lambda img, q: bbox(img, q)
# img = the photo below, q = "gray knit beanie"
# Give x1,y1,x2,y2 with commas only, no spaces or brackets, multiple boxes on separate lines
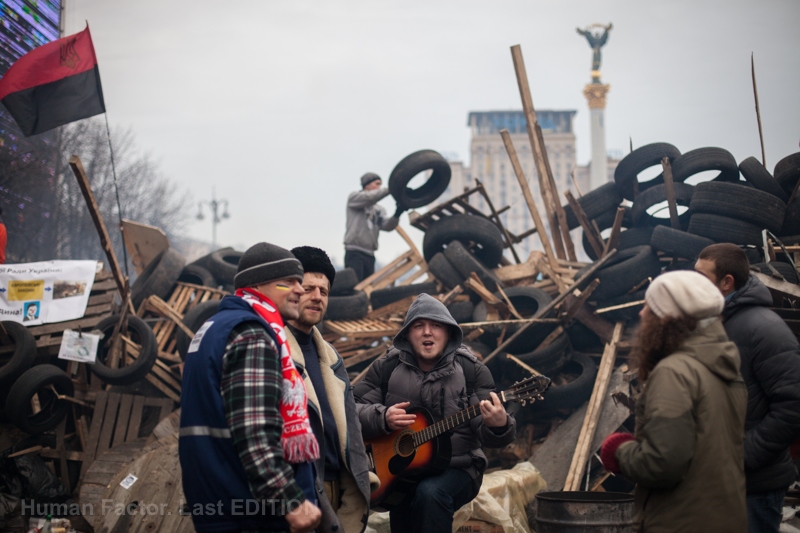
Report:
360,172,381,188
234,242,304,289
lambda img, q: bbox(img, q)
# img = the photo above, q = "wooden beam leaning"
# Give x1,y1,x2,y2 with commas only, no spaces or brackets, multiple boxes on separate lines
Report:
536,122,577,262
500,129,559,273
564,321,624,491
483,249,618,365
565,190,604,258
509,44,566,260
751,53,767,168
603,208,626,258
69,155,130,307
661,157,681,230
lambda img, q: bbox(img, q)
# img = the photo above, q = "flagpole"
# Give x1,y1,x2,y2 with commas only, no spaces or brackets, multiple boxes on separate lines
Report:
103,113,130,278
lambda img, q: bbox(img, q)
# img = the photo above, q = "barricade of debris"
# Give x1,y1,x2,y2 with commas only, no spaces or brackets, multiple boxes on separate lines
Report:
1,48,799,533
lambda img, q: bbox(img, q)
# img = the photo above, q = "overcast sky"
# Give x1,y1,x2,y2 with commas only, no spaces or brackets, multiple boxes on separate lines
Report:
62,0,800,266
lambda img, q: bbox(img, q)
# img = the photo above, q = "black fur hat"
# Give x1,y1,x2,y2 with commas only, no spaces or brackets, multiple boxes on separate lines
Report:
291,246,336,288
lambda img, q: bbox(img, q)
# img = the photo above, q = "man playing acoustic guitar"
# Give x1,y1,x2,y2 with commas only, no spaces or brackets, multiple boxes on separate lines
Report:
354,293,516,532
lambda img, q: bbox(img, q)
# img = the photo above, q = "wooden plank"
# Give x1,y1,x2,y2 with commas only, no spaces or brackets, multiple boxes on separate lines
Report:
483,250,617,365
602,208,626,258
661,157,681,230
494,251,542,282
565,190,605,258
97,392,121,456
564,322,624,491
112,394,135,447
120,218,170,276
126,395,146,442
500,129,559,272
28,315,108,337
510,44,566,260
69,155,130,310
81,391,108,477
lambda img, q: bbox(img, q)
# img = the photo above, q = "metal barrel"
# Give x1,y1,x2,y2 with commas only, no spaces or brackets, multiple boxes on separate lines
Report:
533,491,635,533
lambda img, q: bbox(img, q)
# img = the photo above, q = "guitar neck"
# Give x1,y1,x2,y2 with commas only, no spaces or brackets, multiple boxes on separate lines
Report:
413,394,504,447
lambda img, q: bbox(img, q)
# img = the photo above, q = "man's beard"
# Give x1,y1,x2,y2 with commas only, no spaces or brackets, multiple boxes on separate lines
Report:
634,312,698,382
295,308,323,329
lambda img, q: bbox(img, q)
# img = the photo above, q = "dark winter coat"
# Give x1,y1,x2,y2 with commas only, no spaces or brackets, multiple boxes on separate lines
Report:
722,273,800,494
354,294,516,487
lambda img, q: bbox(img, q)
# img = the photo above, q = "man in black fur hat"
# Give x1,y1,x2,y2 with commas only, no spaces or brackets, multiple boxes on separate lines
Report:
286,246,376,532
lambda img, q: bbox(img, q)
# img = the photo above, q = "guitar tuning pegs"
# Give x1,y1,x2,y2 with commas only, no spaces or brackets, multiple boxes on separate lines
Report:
536,394,544,401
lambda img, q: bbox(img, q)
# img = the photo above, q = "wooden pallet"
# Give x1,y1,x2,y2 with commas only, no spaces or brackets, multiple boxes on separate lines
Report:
20,269,118,358
409,180,527,264
353,226,432,295
325,317,401,338
139,281,227,361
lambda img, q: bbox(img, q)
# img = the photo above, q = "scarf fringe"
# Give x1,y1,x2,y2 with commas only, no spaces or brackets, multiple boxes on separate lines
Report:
283,434,321,464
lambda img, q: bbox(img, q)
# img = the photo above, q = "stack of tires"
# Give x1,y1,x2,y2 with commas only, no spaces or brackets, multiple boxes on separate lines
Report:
182,247,245,293
325,268,370,321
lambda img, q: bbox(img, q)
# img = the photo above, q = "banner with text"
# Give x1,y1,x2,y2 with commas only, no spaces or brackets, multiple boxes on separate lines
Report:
0,261,98,326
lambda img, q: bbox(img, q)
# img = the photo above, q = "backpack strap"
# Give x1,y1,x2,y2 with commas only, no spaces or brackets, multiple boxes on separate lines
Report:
456,353,478,399
380,354,401,403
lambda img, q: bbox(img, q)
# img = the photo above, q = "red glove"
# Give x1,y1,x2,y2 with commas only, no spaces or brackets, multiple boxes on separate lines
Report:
600,432,635,474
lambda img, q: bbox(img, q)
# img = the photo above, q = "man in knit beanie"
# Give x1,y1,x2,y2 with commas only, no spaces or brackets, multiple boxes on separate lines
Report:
285,246,375,532
180,242,324,533
696,243,800,533
599,270,747,532
343,173,403,281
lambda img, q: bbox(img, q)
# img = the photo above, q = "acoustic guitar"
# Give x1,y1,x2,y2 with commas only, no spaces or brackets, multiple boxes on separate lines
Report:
365,375,550,510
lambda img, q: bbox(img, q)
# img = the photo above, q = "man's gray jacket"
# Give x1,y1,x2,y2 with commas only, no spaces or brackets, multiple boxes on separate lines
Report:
353,294,516,489
344,187,399,255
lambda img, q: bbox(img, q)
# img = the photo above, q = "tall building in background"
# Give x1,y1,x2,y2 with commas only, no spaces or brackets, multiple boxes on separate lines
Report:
439,110,619,259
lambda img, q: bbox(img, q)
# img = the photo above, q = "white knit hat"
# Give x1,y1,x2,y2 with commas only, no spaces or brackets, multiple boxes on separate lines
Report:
645,271,724,320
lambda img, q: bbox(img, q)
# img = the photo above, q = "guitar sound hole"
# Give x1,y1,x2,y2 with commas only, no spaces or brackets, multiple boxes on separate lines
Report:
397,433,416,456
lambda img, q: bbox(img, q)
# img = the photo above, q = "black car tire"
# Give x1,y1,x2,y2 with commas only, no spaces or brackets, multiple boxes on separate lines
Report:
534,352,598,412
207,249,244,286
331,268,359,296
0,321,37,386
447,301,475,323
89,315,158,386
630,183,694,228
650,225,715,260
131,248,186,310
740,156,789,202
388,150,452,209
325,291,369,321
564,183,623,229
687,213,764,246
6,365,74,434
370,282,439,310
690,181,786,234
472,286,552,322
515,332,573,376
177,300,222,360
670,147,740,185
177,265,216,288
580,245,662,301
781,197,800,236
443,240,503,292
423,214,505,267
774,153,800,197
614,143,682,200
427,252,464,290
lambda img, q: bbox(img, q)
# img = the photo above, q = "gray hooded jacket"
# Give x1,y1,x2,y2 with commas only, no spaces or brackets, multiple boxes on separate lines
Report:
354,294,516,484
344,187,399,255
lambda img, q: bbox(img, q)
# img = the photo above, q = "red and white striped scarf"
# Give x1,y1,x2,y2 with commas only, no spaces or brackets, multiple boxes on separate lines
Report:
236,287,319,464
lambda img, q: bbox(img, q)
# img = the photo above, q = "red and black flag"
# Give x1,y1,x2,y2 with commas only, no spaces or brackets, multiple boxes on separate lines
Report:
0,25,105,137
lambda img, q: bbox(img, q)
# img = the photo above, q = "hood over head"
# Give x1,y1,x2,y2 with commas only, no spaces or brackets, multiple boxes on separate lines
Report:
394,293,463,357
678,319,742,383
723,273,773,318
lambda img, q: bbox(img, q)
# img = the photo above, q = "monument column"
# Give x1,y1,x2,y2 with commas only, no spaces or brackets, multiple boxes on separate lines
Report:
584,83,610,190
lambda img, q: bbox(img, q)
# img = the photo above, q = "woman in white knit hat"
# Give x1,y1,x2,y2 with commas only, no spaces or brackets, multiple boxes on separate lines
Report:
599,270,747,533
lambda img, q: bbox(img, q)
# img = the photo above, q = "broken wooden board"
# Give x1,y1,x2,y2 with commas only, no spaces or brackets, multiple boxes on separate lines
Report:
324,318,401,338
121,219,170,276
528,367,632,492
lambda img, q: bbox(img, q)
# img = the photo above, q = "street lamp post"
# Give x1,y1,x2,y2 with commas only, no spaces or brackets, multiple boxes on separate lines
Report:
197,187,230,248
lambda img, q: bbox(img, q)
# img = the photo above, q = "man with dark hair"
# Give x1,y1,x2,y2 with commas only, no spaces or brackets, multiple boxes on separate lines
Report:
286,246,375,532
344,173,403,281
180,242,322,533
600,270,747,532
696,243,800,533
354,294,516,533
